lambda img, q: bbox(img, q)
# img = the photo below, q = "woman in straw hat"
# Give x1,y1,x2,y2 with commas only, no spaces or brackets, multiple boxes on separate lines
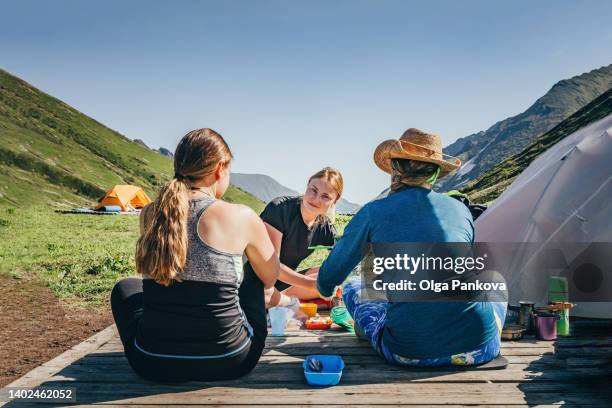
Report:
317,128,506,367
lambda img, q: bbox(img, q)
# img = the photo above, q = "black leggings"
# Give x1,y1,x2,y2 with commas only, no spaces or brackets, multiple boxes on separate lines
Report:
110,268,267,383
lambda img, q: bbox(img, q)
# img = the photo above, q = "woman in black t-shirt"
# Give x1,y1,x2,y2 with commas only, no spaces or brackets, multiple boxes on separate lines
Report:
246,167,343,307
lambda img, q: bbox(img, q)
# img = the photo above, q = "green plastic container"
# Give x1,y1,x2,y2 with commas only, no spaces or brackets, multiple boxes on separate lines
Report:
548,277,570,336
548,276,568,302
556,309,570,336
330,306,354,333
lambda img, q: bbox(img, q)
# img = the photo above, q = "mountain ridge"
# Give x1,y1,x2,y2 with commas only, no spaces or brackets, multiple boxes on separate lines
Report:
440,64,612,191
461,87,612,203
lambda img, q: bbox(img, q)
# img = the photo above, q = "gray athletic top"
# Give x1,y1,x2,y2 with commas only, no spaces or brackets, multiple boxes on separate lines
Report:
181,196,245,285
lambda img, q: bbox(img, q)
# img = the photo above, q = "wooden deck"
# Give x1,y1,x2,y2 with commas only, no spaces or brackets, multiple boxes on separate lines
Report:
3,319,611,407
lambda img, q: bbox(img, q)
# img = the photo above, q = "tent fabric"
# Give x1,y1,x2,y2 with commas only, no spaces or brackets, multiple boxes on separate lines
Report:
475,114,612,318
95,185,152,211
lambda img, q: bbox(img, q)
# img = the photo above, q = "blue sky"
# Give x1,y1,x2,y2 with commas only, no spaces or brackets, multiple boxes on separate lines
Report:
1,1,611,203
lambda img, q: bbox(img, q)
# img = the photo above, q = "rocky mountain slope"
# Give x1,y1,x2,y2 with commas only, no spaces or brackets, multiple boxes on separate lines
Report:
461,87,612,203
440,64,612,191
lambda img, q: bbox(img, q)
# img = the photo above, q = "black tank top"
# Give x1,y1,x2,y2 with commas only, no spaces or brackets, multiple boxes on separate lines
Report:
135,196,252,358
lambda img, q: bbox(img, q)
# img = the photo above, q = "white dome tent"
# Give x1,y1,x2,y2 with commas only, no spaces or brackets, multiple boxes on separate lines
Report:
475,114,612,318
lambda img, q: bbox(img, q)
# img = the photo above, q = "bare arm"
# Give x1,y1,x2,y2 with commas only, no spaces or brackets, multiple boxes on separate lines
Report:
245,211,280,289
264,222,318,290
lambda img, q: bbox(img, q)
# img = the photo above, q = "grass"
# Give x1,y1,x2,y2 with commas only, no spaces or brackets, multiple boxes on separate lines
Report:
298,214,351,270
0,207,140,306
0,207,352,306
0,67,264,211
222,186,265,214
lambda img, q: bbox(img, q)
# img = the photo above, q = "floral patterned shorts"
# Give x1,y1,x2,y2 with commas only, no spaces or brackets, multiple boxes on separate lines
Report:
342,277,506,366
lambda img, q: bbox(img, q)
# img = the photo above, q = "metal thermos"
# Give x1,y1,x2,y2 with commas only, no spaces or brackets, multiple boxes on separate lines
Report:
519,301,535,334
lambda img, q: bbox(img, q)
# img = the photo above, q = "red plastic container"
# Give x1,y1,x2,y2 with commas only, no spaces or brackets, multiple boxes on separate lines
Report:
305,317,332,330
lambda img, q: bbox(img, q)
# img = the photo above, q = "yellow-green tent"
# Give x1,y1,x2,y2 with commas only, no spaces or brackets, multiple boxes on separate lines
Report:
95,185,151,211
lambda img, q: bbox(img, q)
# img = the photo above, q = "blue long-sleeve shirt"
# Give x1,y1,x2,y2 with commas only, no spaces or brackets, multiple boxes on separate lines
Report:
317,187,498,358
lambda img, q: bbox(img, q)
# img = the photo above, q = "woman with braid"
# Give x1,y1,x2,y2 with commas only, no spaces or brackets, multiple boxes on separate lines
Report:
111,128,279,382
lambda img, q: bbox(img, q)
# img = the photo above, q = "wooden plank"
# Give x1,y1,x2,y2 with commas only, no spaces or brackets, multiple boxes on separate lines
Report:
65,353,568,367
103,335,558,349
93,343,562,357
66,405,573,408
259,354,564,366
554,347,612,357
99,335,557,353
20,382,612,406
566,357,612,367
554,337,612,347
39,360,612,384
94,345,555,357
261,347,555,357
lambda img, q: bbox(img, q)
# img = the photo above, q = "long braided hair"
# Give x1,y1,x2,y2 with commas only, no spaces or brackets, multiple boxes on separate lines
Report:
135,128,233,286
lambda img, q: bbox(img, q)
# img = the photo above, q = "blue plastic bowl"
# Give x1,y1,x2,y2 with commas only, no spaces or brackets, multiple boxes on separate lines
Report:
303,355,344,386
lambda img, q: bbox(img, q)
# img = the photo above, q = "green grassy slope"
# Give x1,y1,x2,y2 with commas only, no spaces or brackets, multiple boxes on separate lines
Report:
222,185,265,213
461,87,612,203
0,68,263,212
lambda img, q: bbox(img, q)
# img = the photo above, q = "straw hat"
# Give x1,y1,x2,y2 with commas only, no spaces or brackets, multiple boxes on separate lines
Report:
373,128,461,177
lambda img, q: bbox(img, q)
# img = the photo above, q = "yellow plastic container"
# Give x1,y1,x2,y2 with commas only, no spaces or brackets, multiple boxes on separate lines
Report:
300,303,318,318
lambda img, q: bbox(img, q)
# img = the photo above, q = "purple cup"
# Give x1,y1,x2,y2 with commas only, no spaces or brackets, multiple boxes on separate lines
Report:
534,313,558,341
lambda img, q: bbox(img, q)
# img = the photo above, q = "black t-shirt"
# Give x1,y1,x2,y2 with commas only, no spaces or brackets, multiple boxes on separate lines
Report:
248,196,337,291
